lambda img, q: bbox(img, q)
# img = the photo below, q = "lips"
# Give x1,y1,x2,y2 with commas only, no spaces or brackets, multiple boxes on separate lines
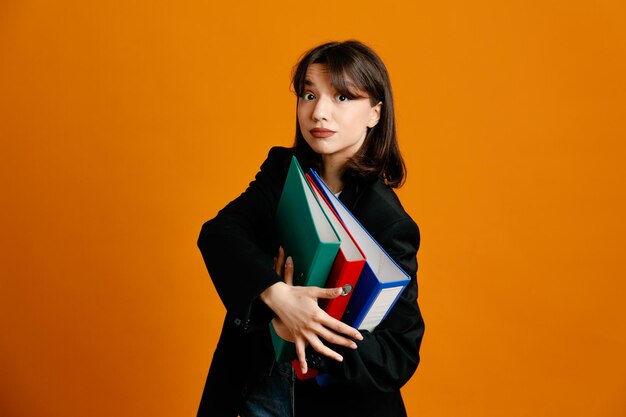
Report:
310,128,336,139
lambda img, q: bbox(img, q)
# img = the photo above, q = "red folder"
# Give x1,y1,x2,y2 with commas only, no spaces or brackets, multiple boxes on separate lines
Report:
307,174,366,320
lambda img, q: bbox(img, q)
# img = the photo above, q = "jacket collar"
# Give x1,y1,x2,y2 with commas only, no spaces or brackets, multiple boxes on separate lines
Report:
338,173,378,213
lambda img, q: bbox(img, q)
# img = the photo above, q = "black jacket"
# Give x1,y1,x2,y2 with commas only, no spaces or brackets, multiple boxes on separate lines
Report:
197,147,424,417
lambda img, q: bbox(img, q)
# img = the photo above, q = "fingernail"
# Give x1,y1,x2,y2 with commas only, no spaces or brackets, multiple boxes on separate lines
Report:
351,342,358,349
341,284,352,296
286,256,293,267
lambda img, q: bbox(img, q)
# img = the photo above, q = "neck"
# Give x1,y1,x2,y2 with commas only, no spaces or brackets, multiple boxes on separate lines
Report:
320,156,345,193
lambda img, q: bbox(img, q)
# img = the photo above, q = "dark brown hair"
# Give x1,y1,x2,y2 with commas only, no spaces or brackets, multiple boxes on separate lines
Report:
291,40,406,188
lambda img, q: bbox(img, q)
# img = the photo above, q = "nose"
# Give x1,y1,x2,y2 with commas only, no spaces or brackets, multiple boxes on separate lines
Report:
312,95,331,121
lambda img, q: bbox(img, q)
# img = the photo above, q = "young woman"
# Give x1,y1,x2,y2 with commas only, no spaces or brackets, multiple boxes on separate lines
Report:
197,40,424,417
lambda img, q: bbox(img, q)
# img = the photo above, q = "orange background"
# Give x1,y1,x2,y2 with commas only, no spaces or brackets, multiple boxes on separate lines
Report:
1,1,625,416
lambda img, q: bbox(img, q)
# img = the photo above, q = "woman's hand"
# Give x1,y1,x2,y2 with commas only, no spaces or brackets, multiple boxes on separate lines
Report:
261,247,363,374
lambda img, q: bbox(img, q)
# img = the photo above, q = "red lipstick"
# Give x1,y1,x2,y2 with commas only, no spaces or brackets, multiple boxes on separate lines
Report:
310,128,336,138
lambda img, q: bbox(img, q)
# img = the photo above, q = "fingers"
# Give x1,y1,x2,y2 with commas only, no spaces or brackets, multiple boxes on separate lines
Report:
284,256,294,286
307,286,363,340
274,246,295,286
288,286,362,342
315,325,358,349
296,324,358,366
307,335,344,363
311,286,344,300
295,339,308,374
315,309,363,341
274,246,285,275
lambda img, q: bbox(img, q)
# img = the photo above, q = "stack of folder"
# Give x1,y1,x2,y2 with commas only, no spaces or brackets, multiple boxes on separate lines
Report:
270,157,411,382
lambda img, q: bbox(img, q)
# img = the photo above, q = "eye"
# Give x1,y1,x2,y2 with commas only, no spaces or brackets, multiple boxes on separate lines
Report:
301,92,316,101
336,94,350,102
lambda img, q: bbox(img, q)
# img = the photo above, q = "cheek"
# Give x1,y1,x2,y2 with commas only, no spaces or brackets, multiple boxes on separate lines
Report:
297,114,306,133
297,110,311,139
297,105,309,125
347,109,373,131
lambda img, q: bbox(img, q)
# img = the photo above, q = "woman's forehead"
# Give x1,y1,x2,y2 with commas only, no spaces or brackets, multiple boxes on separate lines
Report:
304,63,361,92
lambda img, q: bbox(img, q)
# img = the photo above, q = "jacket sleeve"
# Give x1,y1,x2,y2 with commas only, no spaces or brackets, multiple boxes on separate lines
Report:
311,216,424,392
197,147,288,329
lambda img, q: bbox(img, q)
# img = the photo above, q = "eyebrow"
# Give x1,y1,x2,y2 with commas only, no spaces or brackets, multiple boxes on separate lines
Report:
301,76,369,99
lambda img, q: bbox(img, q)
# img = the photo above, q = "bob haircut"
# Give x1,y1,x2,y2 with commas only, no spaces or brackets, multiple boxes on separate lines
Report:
292,40,406,188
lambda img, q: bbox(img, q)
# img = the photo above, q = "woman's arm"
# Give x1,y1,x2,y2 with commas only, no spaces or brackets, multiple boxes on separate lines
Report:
197,147,288,327
198,147,363,361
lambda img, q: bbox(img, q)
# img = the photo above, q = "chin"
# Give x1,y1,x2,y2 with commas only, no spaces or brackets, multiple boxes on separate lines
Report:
303,138,334,155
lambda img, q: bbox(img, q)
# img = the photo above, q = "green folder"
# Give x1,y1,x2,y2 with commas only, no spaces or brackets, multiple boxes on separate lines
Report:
270,156,341,362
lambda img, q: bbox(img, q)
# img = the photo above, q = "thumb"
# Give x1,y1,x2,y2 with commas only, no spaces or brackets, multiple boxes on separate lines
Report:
312,286,343,299
284,256,294,286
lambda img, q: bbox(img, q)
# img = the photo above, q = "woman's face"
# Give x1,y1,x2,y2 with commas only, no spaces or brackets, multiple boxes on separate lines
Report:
297,64,381,164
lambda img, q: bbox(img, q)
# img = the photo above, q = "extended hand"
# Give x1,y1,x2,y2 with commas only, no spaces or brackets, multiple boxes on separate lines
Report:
262,247,363,374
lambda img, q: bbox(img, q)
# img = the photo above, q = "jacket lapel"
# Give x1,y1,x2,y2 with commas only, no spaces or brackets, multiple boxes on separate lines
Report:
339,174,377,213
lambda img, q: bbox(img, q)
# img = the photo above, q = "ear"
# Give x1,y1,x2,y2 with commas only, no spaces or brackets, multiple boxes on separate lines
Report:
367,101,382,128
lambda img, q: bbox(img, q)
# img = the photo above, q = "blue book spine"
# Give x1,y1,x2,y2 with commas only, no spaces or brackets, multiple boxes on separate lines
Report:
341,263,380,328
